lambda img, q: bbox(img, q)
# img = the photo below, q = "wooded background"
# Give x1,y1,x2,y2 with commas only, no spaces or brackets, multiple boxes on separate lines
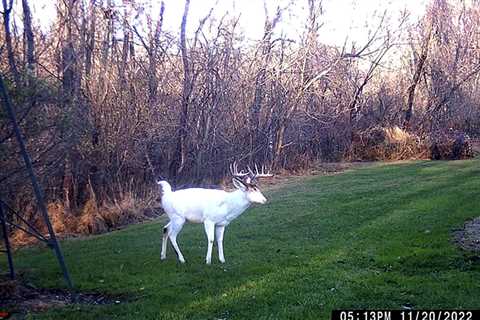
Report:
1,0,479,237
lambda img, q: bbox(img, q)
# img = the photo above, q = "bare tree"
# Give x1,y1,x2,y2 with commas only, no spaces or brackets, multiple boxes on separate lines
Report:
1,0,479,239
2,0,20,85
170,0,192,180
403,21,431,129
22,0,35,80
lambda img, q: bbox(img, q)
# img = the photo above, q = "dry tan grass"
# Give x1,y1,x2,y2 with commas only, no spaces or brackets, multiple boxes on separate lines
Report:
10,188,160,244
352,126,428,161
48,202,67,234
77,198,107,234
384,126,412,143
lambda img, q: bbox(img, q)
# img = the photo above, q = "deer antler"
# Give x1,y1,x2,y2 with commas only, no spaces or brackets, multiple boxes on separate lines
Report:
230,161,249,178
247,163,273,179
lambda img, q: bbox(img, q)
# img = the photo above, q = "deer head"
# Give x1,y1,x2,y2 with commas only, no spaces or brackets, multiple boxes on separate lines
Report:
230,162,273,204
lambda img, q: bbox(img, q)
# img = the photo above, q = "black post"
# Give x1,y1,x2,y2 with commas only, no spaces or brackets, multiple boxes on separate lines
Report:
0,201,15,280
0,75,73,288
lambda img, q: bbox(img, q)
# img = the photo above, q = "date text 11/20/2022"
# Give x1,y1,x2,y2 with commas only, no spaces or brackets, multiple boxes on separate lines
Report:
332,310,478,320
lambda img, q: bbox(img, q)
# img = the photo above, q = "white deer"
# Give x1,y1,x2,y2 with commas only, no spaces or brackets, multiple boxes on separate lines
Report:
158,163,272,264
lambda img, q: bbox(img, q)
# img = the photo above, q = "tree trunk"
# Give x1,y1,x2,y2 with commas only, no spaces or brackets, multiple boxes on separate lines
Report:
171,0,191,180
2,0,21,86
60,0,82,212
249,7,282,163
148,1,164,106
85,0,96,78
404,28,432,129
22,0,35,80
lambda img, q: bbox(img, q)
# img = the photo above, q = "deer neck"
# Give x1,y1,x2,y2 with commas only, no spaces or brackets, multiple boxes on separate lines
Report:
224,189,251,221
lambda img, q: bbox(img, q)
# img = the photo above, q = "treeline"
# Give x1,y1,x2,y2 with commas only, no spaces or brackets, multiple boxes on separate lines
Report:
1,0,479,237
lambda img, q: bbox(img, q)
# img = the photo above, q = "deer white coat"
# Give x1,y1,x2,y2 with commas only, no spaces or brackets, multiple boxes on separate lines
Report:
158,165,271,264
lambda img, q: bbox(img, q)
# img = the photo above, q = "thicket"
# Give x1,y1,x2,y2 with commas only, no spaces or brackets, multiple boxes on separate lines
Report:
1,0,478,239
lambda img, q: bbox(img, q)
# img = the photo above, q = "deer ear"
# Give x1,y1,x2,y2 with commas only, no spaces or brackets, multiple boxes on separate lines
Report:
232,177,247,191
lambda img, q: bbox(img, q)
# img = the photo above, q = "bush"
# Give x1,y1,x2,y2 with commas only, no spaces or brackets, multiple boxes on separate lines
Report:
429,131,473,160
351,126,429,161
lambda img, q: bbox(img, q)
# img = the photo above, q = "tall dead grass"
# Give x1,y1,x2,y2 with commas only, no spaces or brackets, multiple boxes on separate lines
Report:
11,184,160,245
351,126,429,161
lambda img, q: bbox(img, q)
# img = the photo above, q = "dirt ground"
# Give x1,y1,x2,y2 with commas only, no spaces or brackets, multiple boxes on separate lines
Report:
453,217,480,253
0,275,127,319
471,139,480,154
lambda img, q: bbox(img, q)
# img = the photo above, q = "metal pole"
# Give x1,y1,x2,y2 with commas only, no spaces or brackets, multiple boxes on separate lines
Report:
0,75,73,288
0,201,15,280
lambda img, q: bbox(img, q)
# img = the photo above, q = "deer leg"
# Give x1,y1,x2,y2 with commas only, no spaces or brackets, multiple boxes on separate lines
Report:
161,222,171,260
204,220,215,264
168,219,186,263
215,225,226,263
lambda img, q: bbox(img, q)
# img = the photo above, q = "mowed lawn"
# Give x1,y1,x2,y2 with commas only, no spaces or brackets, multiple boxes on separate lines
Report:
3,160,480,319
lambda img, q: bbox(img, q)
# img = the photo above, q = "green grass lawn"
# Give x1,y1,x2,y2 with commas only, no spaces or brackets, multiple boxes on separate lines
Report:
2,160,480,319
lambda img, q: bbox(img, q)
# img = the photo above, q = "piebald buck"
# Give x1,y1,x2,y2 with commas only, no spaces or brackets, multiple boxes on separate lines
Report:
157,163,272,264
